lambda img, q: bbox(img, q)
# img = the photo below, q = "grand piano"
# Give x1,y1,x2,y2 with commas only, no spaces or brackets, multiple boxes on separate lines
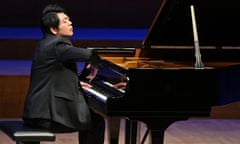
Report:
79,0,240,143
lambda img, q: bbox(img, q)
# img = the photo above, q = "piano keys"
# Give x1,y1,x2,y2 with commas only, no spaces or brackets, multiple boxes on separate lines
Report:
82,79,126,103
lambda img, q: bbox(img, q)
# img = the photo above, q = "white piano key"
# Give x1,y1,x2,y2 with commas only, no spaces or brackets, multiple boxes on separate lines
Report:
102,81,125,93
82,87,108,102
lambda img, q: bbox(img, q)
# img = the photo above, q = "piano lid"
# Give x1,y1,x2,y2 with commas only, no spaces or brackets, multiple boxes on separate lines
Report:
142,0,240,48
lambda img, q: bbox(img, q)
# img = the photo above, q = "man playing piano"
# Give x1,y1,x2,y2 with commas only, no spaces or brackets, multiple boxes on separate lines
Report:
22,4,105,144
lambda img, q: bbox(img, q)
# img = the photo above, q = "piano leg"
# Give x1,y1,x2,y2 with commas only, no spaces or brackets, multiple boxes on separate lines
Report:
125,118,138,144
106,117,122,144
124,117,188,144
149,118,189,144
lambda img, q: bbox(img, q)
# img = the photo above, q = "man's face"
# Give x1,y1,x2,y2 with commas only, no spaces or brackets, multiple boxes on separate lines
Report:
55,12,73,37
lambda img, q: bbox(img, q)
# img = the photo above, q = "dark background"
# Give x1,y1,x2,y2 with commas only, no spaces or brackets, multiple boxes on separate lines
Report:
0,0,162,28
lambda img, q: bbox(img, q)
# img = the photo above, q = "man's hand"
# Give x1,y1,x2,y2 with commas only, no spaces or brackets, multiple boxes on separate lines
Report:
113,82,127,90
80,81,92,89
85,64,98,83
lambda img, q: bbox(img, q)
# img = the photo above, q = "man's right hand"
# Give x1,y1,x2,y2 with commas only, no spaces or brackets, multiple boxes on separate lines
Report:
85,64,98,83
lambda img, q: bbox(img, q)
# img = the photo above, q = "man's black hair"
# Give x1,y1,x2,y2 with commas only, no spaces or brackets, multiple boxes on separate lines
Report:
42,4,66,16
40,4,67,37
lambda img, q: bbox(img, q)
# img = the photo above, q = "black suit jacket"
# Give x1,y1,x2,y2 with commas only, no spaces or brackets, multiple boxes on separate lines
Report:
23,35,101,130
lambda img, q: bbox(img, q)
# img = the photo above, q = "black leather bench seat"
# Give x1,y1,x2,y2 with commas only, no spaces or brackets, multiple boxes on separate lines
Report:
0,120,55,144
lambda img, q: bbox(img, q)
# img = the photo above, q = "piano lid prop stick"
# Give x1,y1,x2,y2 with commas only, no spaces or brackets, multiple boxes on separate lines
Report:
190,5,204,69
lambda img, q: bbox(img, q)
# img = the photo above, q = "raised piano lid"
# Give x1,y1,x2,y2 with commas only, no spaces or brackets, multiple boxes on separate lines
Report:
141,0,240,62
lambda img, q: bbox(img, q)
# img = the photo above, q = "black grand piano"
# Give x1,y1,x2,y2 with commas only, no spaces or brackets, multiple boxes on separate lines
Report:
79,0,240,143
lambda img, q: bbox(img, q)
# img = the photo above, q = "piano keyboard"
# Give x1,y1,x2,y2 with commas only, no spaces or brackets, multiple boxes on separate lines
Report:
102,81,125,93
82,80,125,103
82,87,108,103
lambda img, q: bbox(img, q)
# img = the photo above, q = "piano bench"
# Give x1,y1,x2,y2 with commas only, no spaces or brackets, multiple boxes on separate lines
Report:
0,120,55,144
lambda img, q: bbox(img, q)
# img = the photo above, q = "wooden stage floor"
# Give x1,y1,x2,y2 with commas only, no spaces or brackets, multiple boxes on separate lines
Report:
1,118,240,144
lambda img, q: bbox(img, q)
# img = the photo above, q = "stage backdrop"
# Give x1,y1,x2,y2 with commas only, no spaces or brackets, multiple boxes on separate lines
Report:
0,0,162,28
